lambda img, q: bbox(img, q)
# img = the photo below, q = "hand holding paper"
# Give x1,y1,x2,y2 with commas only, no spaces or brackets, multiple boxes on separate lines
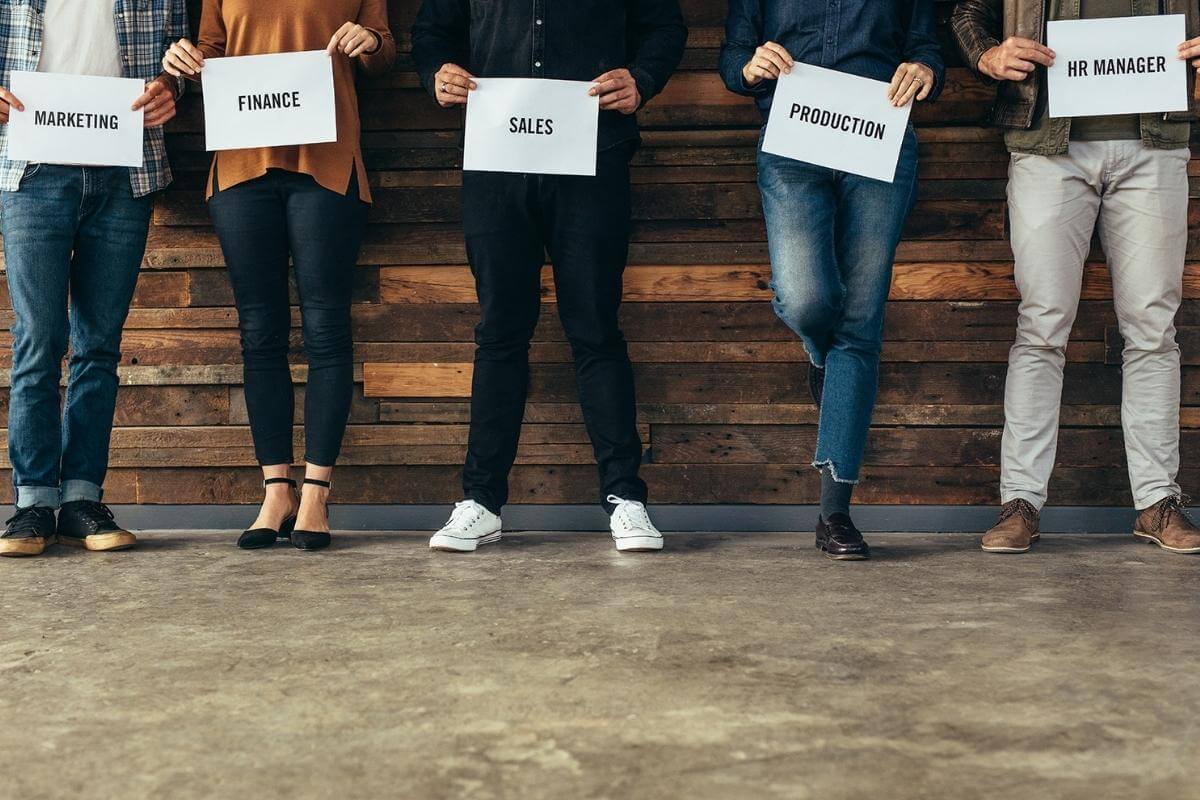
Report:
886,62,935,107
978,37,1056,82
588,69,640,114
1178,34,1200,68
326,22,380,58
131,77,177,128
0,85,24,124
163,38,206,78
434,63,476,107
742,41,794,86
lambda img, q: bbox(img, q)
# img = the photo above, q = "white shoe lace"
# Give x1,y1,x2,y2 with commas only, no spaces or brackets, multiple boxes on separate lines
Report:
607,495,655,533
445,500,483,532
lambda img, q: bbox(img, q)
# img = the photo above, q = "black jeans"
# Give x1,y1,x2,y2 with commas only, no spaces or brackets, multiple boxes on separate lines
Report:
208,169,368,467
461,145,647,514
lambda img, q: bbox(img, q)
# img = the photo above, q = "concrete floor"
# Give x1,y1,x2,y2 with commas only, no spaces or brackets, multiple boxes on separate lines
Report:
1,532,1198,800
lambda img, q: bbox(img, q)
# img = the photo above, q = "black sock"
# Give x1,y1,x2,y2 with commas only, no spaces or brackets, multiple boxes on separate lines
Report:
820,467,853,520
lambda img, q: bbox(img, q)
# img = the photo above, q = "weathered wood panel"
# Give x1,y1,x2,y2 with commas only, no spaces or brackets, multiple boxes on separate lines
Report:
0,0,1193,508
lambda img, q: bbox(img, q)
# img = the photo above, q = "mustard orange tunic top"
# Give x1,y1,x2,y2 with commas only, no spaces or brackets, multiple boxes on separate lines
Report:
197,0,396,203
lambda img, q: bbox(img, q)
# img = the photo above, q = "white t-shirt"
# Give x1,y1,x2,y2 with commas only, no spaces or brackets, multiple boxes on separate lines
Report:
39,0,124,77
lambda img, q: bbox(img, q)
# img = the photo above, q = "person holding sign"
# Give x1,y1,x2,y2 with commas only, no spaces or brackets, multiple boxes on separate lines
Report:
0,0,186,558
161,1,395,552
952,1,1200,555
719,2,945,560
412,0,687,553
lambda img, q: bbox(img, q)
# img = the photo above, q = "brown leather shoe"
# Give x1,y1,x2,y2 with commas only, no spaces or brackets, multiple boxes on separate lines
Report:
1133,495,1200,554
981,499,1040,553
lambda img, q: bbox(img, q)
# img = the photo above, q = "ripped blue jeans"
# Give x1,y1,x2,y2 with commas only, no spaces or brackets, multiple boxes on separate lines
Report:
756,126,918,483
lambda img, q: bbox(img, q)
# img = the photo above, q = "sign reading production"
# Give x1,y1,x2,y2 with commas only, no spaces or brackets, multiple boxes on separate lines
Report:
202,50,337,151
1047,15,1188,118
6,72,145,167
762,64,912,183
463,78,599,176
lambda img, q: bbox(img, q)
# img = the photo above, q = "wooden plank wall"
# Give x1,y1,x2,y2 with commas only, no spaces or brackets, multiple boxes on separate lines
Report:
0,0,1195,507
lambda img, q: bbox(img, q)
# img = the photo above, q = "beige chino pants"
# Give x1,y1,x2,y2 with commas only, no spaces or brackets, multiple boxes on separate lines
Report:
1003,140,1187,511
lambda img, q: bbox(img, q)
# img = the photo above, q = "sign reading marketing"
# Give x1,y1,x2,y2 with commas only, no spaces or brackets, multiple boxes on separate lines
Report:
762,64,912,183
463,78,599,176
1047,15,1188,118
202,50,337,151
6,72,145,167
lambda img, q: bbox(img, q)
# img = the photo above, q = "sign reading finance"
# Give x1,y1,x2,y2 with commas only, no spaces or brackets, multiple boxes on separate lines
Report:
1047,15,1187,118
463,78,599,176
202,50,337,151
6,72,145,167
762,64,912,183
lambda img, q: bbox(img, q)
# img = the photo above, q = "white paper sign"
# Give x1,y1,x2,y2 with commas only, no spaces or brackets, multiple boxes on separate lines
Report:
5,72,144,167
463,78,599,176
1047,15,1188,118
202,50,337,151
762,64,912,183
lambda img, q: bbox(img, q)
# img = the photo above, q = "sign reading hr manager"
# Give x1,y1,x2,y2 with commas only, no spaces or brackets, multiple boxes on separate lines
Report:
1046,15,1188,118
202,50,338,151
762,64,912,183
6,71,145,167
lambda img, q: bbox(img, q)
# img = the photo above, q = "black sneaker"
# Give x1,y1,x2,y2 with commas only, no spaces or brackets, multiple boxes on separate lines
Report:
57,501,137,552
0,507,56,557
808,364,826,409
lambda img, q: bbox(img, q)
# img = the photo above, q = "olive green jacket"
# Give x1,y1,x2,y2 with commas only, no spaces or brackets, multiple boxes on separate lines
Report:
951,0,1198,153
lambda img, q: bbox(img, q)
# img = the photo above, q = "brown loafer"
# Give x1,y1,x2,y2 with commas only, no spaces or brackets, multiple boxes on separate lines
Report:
982,499,1040,553
1133,495,1200,554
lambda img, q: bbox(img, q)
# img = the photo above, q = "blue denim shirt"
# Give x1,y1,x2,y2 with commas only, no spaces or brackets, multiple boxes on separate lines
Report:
719,0,946,119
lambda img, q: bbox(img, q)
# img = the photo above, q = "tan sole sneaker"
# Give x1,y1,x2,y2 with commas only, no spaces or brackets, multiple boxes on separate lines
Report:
0,536,50,557
981,533,1040,554
1132,530,1200,554
58,531,137,552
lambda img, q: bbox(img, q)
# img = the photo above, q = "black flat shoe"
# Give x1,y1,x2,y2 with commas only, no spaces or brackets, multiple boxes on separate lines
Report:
815,513,870,560
238,477,299,550
291,478,332,551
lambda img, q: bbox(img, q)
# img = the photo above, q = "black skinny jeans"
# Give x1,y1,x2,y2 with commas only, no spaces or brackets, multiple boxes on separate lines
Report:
462,144,647,514
208,169,368,467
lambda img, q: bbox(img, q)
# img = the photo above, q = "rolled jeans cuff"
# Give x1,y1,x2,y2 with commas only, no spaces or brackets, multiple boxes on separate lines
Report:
60,479,103,505
16,485,61,510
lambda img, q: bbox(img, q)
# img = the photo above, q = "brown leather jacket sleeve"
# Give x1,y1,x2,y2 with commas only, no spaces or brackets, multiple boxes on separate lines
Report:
950,0,1002,77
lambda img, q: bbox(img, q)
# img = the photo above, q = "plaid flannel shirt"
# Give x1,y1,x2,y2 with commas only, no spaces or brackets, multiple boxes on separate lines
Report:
0,0,188,197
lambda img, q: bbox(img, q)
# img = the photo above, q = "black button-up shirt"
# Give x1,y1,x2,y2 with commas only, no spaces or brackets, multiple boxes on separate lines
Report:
412,0,688,151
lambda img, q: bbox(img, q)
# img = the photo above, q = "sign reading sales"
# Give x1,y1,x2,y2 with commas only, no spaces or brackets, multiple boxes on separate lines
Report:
762,64,912,183
463,78,599,176
202,50,337,151
6,72,145,167
1047,15,1188,118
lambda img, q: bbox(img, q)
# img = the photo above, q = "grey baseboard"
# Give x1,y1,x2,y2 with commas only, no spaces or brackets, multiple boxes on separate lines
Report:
104,504,1137,534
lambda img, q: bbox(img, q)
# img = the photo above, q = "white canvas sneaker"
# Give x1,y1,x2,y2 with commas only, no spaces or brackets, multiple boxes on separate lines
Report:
429,500,502,552
607,495,663,552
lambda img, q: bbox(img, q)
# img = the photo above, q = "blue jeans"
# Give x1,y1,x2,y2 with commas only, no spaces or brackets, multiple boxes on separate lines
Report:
757,127,918,483
1,165,152,508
